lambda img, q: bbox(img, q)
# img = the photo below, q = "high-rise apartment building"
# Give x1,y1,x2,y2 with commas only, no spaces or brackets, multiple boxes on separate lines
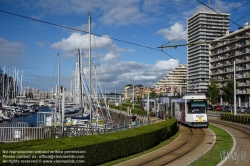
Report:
187,9,230,92
209,21,250,107
154,64,187,95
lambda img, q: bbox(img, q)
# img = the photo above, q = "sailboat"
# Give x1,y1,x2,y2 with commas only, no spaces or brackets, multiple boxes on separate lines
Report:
70,13,112,126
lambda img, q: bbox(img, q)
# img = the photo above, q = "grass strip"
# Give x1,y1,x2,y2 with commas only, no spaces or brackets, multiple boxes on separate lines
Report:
190,125,233,166
100,129,181,166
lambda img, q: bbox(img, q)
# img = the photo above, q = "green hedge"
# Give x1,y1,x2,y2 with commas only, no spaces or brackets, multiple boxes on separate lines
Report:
220,114,250,125
0,119,178,166
121,103,142,109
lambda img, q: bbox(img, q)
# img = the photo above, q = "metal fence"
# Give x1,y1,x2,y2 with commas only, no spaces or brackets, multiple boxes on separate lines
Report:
0,110,163,143
0,122,51,143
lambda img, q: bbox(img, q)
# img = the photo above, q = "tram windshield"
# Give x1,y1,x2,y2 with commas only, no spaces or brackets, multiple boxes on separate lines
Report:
187,102,206,114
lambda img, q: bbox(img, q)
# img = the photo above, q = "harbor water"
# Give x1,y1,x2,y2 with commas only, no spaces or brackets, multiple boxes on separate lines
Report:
1,107,53,127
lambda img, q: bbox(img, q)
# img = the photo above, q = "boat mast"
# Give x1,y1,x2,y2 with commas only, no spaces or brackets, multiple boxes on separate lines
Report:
2,66,5,105
88,13,92,122
57,53,61,121
78,49,83,113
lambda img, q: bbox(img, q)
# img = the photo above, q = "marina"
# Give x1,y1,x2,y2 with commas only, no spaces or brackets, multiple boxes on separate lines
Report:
0,104,151,143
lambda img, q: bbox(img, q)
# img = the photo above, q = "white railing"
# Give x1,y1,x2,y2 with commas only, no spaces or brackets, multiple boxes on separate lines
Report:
0,123,51,143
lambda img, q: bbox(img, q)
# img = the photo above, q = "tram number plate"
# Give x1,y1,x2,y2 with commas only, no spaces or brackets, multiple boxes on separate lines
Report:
198,116,203,122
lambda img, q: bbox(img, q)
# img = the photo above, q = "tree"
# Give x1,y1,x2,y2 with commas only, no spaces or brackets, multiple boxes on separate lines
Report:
208,82,220,105
222,79,234,105
136,96,142,103
150,91,157,99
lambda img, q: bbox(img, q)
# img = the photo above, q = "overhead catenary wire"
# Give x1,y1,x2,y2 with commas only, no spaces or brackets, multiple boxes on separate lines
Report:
196,0,245,29
0,9,187,66
0,9,160,52
160,1,250,47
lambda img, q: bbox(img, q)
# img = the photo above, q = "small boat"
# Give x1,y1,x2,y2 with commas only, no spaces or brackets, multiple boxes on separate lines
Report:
0,116,3,123
1,114,11,121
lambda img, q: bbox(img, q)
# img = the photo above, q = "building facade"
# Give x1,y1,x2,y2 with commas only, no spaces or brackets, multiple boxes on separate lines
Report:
154,64,187,95
209,21,250,107
187,9,230,92
124,84,145,101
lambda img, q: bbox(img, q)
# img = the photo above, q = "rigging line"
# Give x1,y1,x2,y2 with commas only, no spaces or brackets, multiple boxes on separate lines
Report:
91,24,102,79
196,0,243,29
0,9,160,52
161,1,250,47
50,56,58,91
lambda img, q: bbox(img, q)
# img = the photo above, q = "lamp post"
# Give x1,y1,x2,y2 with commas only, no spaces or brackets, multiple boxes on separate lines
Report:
132,85,134,109
234,60,236,115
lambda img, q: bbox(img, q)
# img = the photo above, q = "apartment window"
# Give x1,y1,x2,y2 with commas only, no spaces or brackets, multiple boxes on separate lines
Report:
229,43,235,48
239,48,246,53
229,51,235,56
229,66,234,72
238,40,246,46
238,33,246,37
239,64,246,69
212,42,218,48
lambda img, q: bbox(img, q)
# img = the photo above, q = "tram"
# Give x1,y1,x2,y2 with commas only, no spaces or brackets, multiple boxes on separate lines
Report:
175,93,208,128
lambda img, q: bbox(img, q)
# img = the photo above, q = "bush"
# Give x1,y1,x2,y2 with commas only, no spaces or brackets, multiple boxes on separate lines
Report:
0,119,178,166
220,114,250,125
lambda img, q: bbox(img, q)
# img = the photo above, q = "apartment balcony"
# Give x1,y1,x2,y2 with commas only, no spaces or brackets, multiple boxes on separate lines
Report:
238,82,250,86
237,89,250,94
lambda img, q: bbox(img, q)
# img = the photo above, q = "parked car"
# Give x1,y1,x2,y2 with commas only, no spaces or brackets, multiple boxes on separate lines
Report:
223,106,232,112
236,107,242,113
207,105,213,110
240,107,247,113
245,107,250,114
214,106,223,111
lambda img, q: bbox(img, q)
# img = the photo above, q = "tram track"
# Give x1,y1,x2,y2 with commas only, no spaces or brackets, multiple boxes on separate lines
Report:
135,125,205,166
208,117,250,166
209,118,250,137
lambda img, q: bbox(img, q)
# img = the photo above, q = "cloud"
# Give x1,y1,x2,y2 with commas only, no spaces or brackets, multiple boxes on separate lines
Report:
95,58,180,90
50,33,120,57
103,52,120,62
74,23,96,32
99,5,146,26
156,22,187,41
0,37,26,67
36,41,45,47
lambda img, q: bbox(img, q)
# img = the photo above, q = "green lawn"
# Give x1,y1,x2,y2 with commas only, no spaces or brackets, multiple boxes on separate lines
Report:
190,125,233,166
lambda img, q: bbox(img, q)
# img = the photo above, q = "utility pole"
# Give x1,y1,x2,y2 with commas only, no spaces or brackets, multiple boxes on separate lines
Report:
234,60,236,115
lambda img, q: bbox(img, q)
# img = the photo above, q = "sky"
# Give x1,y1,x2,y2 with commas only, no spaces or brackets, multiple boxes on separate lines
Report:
0,0,249,93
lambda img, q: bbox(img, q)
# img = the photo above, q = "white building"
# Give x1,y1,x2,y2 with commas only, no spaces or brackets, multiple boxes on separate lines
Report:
154,64,187,95
187,8,230,92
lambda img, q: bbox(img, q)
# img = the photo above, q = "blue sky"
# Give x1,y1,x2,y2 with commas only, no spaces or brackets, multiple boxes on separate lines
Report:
0,0,249,93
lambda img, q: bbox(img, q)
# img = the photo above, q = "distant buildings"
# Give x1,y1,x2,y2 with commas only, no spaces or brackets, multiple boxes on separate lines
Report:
0,67,17,104
209,21,250,107
187,9,230,93
154,64,187,95
123,65,187,101
124,83,146,101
